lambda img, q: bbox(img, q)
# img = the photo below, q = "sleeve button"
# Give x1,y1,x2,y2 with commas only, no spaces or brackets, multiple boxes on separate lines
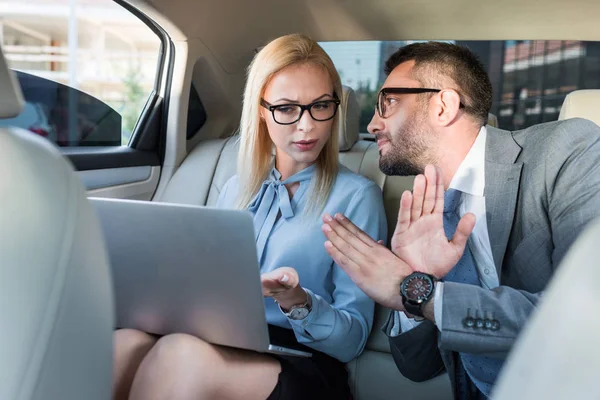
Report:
463,317,475,328
484,319,493,330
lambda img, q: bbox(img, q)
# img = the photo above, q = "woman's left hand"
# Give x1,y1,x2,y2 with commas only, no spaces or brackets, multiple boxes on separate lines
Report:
261,267,308,310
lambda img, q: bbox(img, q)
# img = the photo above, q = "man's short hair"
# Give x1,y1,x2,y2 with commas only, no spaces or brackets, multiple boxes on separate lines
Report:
385,42,493,125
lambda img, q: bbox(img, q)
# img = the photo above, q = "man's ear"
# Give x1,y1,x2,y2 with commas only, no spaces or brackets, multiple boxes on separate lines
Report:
435,89,462,126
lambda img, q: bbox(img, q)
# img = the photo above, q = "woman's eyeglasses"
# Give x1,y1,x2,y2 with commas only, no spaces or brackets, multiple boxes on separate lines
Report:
261,96,341,125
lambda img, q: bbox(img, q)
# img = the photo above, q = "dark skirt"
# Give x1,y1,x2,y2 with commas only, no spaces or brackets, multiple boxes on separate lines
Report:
266,325,351,400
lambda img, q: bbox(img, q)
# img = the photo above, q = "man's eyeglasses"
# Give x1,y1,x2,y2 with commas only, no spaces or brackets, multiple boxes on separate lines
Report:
260,96,341,125
376,87,465,119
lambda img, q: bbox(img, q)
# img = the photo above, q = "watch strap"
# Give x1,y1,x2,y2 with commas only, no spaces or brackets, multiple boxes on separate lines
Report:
279,289,312,318
403,300,424,317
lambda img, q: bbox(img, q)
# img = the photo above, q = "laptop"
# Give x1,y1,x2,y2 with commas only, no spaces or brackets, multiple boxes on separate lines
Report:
90,197,311,358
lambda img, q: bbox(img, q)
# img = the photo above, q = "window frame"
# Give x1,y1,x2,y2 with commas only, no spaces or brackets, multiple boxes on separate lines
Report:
114,0,171,150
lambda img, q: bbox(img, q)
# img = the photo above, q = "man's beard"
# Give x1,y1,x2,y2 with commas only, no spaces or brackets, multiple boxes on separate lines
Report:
378,113,435,176
379,149,424,176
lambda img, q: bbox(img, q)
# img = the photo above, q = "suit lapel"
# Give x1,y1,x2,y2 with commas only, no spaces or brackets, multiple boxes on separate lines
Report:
484,127,523,278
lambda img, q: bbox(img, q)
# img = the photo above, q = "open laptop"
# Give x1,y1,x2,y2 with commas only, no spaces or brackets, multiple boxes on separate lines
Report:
90,197,311,358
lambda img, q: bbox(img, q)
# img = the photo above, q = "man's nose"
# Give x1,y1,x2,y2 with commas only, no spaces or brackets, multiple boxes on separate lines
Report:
367,108,384,135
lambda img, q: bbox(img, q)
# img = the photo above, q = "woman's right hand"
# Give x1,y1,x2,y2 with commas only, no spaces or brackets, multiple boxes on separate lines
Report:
261,267,308,311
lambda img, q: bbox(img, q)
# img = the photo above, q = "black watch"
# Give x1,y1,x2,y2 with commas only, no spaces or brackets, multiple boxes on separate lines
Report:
400,272,436,318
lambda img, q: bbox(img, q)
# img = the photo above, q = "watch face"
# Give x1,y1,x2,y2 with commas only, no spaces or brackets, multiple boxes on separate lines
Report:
289,307,310,320
401,274,434,302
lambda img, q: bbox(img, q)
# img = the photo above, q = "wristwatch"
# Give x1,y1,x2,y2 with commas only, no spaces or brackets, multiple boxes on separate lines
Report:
280,289,313,320
400,272,436,318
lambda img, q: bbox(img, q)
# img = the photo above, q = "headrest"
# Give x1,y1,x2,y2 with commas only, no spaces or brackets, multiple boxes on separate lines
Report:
0,43,24,119
559,90,600,126
338,85,360,151
487,113,498,128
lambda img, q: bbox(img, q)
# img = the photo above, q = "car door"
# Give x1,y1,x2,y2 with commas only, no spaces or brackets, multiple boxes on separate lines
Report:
0,0,172,200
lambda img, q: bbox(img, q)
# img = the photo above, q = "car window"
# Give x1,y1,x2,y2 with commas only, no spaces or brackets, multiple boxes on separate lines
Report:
0,70,123,146
0,0,162,146
186,83,207,140
320,40,600,133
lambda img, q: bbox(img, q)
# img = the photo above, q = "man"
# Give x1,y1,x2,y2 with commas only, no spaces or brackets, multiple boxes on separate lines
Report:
320,41,600,399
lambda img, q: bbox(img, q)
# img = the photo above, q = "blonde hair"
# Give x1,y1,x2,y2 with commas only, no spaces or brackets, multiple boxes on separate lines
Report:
235,33,342,215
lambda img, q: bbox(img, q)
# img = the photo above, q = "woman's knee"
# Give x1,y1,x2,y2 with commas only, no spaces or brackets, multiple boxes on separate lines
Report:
114,329,157,366
115,329,156,350
135,334,281,400
128,334,224,399
148,333,219,369
114,329,157,364
113,329,158,400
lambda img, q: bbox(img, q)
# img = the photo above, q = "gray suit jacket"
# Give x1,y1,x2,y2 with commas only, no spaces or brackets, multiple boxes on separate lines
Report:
385,118,600,394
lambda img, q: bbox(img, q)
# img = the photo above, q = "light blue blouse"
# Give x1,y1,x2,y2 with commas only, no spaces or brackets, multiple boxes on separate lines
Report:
216,163,387,362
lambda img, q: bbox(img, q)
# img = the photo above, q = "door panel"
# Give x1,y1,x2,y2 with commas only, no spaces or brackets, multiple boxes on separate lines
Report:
79,165,152,191
84,166,161,201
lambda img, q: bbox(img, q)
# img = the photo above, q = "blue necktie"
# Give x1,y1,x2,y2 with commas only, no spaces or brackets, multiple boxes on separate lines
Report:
443,189,503,398
248,165,315,262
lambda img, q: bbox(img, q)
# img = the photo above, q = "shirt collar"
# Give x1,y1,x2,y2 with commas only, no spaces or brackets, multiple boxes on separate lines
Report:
271,163,317,183
448,126,486,197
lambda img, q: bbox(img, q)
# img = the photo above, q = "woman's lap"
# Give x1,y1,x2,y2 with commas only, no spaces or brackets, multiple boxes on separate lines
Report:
115,326,351,400
266,325,351,400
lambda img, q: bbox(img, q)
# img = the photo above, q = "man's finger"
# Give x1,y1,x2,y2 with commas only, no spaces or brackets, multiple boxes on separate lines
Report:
322,214,375,255
451,212,476,252
411,174,426,222
324,240,363,277
433,166,446,215
329,213,379,247
422,165,437,215
321,221,371,267
395,190,413,235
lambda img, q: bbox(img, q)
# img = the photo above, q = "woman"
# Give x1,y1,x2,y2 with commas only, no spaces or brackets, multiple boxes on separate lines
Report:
113,33,387,400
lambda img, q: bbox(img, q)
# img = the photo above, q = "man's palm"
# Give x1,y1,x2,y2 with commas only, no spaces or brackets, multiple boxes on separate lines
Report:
391,166,475,279
392,211,467,278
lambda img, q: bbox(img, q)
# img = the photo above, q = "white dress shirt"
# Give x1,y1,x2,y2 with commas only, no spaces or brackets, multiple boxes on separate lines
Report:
393,126,498,335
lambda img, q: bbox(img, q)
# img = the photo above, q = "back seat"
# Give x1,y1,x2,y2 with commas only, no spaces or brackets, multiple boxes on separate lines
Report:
158,86,453,400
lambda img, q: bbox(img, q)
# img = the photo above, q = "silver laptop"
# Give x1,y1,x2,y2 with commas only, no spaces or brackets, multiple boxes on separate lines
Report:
90,197,311,358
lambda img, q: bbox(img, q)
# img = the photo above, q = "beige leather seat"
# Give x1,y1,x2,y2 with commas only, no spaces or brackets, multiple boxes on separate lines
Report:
559,89,600,126
160,86,452,399
487,112,499,128
0,44,114,400
492,216,600,399
159,85,381,205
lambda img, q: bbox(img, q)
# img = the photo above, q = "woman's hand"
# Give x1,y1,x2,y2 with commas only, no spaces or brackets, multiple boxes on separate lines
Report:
261,267,308,311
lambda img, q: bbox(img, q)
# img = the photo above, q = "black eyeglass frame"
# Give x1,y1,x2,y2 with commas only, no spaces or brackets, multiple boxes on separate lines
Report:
260,95,341,125
376,87,465,118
